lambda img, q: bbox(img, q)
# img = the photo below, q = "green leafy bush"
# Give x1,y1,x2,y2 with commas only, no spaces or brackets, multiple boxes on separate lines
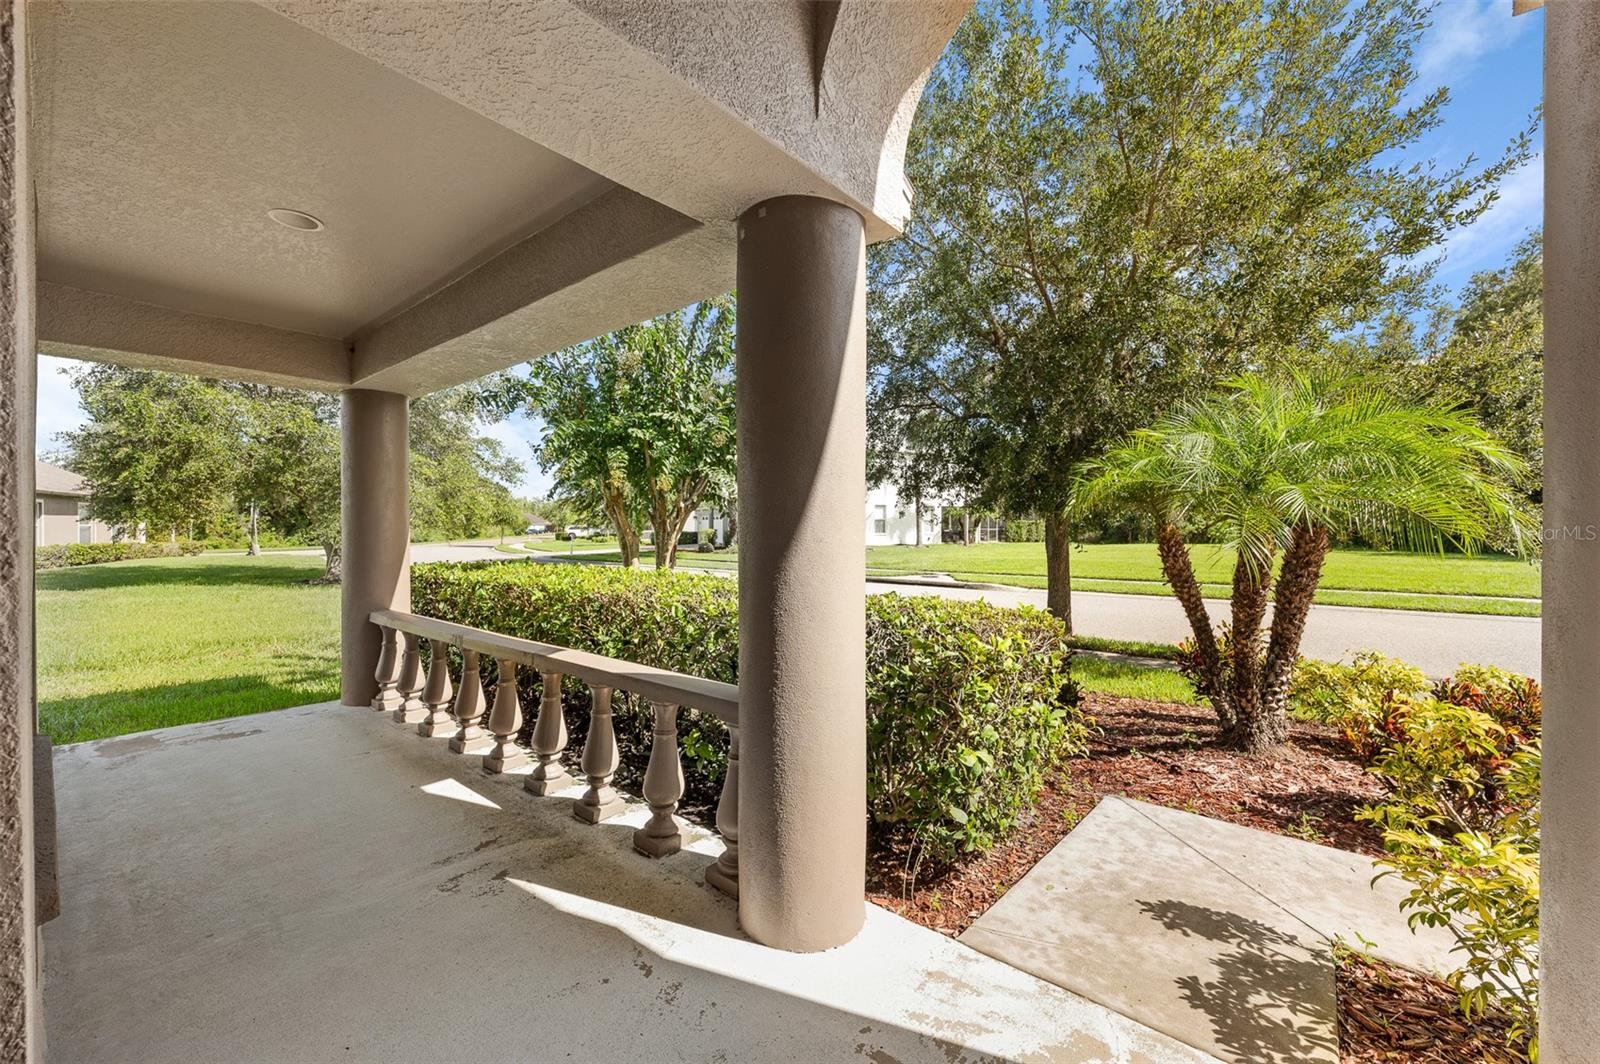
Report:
866,594,1085,862
35,540,204,570
1361,723,1540,1058
1288,651,1429,726
410,561,1085,864
1000,517,1044,542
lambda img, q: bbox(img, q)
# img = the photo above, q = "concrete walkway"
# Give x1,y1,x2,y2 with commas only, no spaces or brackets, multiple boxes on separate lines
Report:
44,706,1214,1064
960,797,1458,1064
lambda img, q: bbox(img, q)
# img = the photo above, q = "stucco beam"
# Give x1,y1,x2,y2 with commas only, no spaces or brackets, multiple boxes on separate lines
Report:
349,187,726,395
37,282,351,390
255,0,966,241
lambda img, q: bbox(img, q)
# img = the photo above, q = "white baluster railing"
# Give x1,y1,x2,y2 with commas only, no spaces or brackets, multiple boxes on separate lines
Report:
370,610,738,895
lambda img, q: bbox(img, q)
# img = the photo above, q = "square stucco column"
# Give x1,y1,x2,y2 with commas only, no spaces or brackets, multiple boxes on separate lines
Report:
1,0,41,1055
735,196,867,951
340,389,410,708
1542,4,1600,1059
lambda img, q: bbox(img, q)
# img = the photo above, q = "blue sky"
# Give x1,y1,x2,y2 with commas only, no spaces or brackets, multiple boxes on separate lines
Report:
36,0,1544,500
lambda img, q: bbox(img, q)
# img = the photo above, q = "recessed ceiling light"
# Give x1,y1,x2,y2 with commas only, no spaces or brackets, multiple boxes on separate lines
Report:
267,208,325,232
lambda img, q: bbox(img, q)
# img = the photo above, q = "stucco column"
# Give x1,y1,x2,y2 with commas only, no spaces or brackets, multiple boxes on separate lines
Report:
340,389,410,707
1542,5,1600,1059
735,195,867,951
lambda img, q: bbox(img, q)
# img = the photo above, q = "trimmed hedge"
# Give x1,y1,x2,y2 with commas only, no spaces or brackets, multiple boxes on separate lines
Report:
1001,517,1045,542
410,560,1086,862
36,540,204,570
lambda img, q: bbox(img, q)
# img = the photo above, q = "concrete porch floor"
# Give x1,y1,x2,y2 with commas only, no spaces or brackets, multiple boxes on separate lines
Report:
42,703,1216,1064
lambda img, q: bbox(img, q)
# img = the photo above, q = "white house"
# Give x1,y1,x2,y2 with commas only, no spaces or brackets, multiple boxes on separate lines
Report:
684,482,964,549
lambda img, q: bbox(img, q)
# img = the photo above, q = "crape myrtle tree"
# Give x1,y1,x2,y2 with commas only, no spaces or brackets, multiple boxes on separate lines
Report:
1078,372,1533,753
868,0,1533,631
522,298,736,570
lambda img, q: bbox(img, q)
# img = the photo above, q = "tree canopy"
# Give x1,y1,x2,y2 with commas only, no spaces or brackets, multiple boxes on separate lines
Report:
61,365,525,577
868,0,1535,629
521,298,736,568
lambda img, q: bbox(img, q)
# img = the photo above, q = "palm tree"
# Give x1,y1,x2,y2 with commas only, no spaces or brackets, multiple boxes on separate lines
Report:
1076,372,1533,754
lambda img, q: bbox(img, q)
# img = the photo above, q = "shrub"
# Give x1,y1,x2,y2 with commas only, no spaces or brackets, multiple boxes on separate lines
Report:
1362,728,1540,1057
1350,664,1543,1059
865,594,1086,862
1288,651,1429,726
1000,517,1044,542
36,540,204,570
410,561,1085,864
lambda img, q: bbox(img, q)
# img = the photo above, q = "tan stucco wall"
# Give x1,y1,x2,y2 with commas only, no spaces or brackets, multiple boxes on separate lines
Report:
1,0,41,1056
33,493,111,547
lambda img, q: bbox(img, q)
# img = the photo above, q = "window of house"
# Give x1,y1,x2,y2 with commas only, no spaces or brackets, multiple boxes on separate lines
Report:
873,505,887,535
77,502,93,544
35,500,42,541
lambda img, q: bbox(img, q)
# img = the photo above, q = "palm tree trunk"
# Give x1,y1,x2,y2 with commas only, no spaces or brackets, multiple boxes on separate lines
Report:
1156,521,1233,727
1257,525,1331,734
1224,555,1272,745
1043,511,1072,633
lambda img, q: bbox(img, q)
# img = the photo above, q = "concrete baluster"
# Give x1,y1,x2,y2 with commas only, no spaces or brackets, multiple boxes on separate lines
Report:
525,672,573,795
704,723,739,897
483,657,528,773
448,648,491,754
371,625,403,712
417,640,455,737
633,701,684,857
393,631,427,724
574,685,625,823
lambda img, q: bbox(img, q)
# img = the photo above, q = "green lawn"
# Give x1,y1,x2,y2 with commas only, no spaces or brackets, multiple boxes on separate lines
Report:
1071,654,1195,703
865,541,1540,616
563,541,1540,615
37,554,340,745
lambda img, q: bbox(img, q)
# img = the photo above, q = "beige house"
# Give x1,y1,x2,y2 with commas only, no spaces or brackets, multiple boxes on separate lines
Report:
0,2,1595,1063
31,461,113,546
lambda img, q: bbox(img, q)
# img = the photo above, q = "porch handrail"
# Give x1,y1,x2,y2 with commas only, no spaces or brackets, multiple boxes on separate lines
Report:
371,609,738,724
366,608,740,897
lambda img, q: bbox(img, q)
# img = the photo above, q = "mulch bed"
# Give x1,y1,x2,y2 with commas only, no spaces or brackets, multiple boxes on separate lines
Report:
865,691,1387,936
1338,952,1526,1063
864,692,1523,1063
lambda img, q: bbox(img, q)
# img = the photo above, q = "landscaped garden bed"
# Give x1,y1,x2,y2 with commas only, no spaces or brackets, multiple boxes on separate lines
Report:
864,690,1387,937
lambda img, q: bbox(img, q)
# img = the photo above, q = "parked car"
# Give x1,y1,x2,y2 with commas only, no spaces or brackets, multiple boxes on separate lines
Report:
564,525,601,540
524,522,549,535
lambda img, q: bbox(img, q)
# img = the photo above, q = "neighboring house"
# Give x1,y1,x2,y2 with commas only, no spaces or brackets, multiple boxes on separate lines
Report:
865,480,943,547
34,460,119,546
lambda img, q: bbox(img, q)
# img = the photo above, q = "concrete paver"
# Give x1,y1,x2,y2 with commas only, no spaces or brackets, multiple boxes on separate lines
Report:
960,797,1457,1064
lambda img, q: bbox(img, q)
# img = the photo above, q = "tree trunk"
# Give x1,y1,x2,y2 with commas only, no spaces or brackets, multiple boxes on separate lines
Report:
963,509,972,546
1255,525,1331,741
1043,510,1072,633
1155,521,1233,727
914,492,924,548
1225,555,1273,742
653,502,694,570
322,541,342,582
246,501,261,557
602,489,639,567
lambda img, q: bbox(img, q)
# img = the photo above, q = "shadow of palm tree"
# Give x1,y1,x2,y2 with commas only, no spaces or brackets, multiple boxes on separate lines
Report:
1138,897,1338,1064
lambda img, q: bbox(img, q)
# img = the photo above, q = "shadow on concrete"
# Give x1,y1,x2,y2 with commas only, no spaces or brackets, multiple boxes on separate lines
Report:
1138,897,1337,1064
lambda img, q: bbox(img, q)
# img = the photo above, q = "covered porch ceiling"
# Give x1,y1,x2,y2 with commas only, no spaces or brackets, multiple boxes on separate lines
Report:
28,0,966,396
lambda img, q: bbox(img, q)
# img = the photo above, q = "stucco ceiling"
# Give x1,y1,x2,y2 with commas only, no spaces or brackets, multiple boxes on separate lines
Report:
29,0,613,340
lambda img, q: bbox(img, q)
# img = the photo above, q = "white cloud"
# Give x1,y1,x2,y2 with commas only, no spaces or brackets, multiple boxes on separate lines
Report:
1436,150,1542,280
35,354,88,458
1415,0,1529,87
